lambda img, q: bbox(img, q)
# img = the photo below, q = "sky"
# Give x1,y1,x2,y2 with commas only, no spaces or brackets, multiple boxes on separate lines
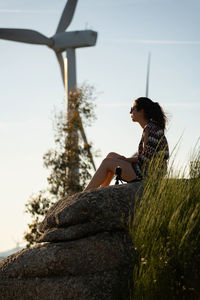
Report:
0,0,200,252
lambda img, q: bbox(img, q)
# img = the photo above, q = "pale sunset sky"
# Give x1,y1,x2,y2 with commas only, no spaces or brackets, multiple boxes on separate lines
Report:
0,0,199,252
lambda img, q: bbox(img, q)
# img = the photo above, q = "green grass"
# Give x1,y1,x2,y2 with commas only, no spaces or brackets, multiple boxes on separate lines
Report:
129,149,200,299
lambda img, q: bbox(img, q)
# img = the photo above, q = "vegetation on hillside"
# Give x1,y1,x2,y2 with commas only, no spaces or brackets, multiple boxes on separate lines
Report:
24,84,98,247
130,148,200,299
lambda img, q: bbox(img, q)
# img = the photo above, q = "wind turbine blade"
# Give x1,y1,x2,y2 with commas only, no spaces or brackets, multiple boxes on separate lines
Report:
56,0,78,33
79,118,96,171
0,28,52,46
145,52,151,97
56,52,65,86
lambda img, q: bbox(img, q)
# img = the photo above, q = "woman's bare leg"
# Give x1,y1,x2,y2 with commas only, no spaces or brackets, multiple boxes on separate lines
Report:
101,171,114,187
84,155,136,191
100,153,123,187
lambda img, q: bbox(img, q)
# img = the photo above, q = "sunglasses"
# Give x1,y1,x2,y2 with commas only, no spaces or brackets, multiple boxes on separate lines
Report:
130,106,137,113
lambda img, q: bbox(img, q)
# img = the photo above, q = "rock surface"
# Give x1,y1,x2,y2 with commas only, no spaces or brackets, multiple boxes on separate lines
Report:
0,182,143,300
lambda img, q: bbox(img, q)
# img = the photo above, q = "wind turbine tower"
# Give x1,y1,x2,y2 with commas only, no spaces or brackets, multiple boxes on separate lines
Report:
146,52,151,97
0,0,98,180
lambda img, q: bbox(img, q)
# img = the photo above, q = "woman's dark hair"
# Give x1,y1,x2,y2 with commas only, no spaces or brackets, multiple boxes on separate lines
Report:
134,97,167,130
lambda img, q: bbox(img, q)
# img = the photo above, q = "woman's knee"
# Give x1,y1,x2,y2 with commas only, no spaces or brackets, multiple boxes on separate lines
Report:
101,157,115,169
101,157,120,173
106,152,120,158
102,157,111,165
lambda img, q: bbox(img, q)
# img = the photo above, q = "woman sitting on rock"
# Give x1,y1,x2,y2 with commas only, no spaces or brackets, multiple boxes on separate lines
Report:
84,97,169,191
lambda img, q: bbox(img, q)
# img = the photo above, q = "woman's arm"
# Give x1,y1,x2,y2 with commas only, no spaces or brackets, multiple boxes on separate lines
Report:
137,128,153,165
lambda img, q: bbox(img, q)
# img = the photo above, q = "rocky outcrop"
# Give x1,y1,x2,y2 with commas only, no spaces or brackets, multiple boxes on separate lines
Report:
0,182,143,300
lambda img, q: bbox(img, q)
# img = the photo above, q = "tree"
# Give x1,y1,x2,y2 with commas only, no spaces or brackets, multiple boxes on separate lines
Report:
24,84,98,247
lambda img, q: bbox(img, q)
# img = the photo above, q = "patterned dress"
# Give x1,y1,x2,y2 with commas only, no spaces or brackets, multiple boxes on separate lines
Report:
132,120,169,180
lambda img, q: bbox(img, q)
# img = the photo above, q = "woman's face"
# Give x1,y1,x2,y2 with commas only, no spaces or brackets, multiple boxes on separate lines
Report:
130,102,144,122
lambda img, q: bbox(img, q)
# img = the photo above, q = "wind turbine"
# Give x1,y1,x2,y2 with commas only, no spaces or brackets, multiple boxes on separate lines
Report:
0,0,97,175
145,52,151,97
131,53,152,159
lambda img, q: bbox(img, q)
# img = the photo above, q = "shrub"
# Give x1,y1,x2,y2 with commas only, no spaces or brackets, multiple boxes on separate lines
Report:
130,149,200,299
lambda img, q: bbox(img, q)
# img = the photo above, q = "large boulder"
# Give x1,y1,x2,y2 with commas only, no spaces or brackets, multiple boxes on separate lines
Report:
0,182,143,300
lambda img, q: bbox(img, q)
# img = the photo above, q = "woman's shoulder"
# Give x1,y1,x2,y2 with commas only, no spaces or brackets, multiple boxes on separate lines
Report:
144,120,164,136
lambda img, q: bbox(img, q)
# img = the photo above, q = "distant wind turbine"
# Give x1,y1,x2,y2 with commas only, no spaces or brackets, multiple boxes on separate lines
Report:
0,0,97,174
130,53,152,159
145,52,151,97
